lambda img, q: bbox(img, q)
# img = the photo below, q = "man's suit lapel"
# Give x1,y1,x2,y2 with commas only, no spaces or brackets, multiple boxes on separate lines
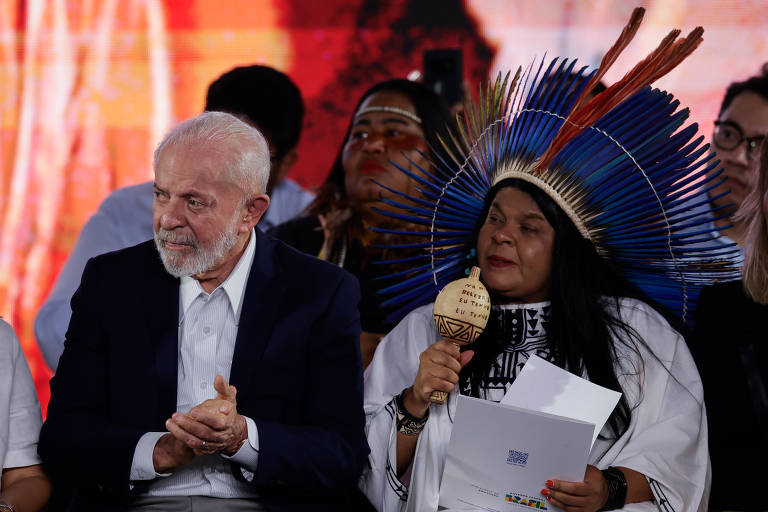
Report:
143,244,181,424
230,229,285,392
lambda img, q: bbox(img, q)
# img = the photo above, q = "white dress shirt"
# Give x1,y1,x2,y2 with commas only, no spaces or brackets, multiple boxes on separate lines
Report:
129,230,261,498
0,319,43,489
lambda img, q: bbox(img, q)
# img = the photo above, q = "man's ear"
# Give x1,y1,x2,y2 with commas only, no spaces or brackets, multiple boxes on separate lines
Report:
240,194,270,233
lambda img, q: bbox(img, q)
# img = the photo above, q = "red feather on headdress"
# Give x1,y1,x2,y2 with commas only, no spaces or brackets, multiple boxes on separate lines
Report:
534,7,703,173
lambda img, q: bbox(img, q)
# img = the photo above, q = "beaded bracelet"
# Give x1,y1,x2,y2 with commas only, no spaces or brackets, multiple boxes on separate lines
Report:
600,466,628,511
394,390,429,435
0,502,16,512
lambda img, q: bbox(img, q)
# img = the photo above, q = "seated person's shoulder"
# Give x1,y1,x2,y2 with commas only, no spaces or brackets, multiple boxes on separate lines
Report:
694,280,763,340
697,279,743,308
272,233,360,295
275,178,315,204
84,239,159,279
0,318,19,353
269,215,323,255
613,297,683,351
615,296,666,321
269,232,356,289
98,181,154,213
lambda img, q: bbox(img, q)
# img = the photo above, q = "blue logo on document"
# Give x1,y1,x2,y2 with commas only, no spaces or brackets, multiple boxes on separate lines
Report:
506,449,529,467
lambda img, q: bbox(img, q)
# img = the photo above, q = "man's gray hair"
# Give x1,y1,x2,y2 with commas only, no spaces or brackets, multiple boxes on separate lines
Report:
154,111,270,195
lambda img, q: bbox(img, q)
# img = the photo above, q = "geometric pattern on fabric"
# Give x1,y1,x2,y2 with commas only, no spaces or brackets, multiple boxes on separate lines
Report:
460,303,555,401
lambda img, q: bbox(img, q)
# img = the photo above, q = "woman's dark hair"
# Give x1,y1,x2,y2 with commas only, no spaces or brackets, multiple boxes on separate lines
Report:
718,62,768,117
309,79,455,215
461,178,666,440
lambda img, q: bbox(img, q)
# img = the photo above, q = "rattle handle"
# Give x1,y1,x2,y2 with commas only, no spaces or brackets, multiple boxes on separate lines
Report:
428,341,460,405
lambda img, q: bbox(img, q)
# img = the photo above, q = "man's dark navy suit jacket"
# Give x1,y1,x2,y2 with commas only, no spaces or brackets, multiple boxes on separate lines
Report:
39,228,368,511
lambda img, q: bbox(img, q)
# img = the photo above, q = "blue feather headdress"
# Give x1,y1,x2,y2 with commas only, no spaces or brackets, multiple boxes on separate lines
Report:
373,8,740,324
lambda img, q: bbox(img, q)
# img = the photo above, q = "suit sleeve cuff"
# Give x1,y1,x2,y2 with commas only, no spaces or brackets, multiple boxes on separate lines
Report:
221,416,259,474
130,431,171,481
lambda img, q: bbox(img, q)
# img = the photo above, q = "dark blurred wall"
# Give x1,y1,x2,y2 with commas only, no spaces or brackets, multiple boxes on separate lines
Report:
281,0,495,187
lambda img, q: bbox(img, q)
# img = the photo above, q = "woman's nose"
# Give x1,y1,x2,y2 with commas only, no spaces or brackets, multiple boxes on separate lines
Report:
362,132,386,153
724,143,750,168
492,227,514,244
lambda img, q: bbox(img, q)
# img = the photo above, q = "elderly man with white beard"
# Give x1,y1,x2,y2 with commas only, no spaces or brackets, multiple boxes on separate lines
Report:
38,112,368,512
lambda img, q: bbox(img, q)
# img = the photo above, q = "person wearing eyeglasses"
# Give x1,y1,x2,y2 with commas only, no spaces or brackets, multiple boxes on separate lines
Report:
690,130,768,512
683,66,768,512
707,64,768,248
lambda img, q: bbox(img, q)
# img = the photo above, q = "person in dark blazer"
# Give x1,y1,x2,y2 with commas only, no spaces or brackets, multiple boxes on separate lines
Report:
38,111,367,512
691,139,768,511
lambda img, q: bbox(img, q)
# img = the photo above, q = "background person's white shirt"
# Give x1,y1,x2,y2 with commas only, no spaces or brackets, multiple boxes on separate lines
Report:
0,319,43,491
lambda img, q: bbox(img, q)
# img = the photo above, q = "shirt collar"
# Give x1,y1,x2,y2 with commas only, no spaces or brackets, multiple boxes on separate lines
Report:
179,229,256,324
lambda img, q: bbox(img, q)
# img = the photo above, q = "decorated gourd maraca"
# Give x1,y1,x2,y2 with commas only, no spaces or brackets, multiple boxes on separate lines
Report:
430,266,491,404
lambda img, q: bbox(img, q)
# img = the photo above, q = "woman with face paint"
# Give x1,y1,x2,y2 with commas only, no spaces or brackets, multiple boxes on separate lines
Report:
272,80,455,367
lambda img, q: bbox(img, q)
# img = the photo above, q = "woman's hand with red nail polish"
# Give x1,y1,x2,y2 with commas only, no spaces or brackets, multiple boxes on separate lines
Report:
543,465,608,512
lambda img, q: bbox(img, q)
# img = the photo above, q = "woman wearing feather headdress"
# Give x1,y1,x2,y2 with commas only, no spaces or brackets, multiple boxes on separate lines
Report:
360,8,739,512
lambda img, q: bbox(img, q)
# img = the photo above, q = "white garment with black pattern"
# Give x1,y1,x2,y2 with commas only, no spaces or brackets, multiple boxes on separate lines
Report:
360,299,709,512
460,302,553,402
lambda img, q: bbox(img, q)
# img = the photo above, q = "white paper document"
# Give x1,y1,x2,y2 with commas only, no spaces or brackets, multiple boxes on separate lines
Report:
438,395,593,512
500,355,622,447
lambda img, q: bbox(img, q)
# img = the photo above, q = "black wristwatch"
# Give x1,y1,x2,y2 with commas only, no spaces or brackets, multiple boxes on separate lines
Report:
600,466,628,510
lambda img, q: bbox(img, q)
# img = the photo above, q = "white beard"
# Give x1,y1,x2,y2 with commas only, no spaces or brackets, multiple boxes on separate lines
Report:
154,211,241,278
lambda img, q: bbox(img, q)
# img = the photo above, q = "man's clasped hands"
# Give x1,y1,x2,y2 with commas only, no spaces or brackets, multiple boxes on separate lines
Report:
153,375,248,473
